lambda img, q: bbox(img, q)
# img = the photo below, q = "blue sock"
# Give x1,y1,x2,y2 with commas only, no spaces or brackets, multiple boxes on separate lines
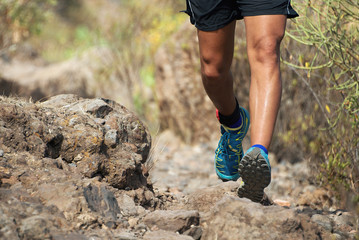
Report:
252,144,268,155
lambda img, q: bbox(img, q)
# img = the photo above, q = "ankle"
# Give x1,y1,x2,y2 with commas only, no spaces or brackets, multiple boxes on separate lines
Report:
216,98,242,127
251,144,268,155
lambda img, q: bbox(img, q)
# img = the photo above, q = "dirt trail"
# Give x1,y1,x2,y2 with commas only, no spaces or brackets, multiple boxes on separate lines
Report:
150,130,358,239
152,130,317,206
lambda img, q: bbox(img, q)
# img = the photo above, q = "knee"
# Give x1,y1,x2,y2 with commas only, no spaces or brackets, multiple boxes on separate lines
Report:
200,60,231,85
250,36,284,65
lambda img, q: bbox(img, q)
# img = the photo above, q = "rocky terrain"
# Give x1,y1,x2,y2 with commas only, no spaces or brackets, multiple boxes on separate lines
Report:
0,0,357,238
0,94,357,239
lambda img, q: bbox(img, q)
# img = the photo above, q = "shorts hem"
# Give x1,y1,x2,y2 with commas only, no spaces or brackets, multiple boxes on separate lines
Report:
242,10,299,19
195,18,238,32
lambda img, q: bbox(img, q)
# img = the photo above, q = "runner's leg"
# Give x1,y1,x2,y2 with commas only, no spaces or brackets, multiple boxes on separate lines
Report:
237,15,286,201
197,20,236,116
244,15,287,149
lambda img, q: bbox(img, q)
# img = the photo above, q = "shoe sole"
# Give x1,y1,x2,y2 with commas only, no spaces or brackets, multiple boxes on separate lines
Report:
237,148,271,202
215,170,239,182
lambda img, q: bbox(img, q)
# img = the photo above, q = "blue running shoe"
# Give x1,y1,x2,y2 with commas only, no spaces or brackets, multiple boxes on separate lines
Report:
237,147,271,202
215,107,250,181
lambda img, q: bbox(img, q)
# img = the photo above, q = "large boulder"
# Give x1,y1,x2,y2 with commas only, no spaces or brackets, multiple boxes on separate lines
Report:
0,94,151,189
0,94,155,239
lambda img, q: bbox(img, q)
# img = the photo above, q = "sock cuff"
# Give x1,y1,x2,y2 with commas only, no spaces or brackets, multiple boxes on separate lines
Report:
216,98,241,127
252,144,268,155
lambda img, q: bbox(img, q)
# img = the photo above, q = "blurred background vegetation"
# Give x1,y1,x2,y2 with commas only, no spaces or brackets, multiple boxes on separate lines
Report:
283,0,358,212
0,0,357,212
0,0,186,126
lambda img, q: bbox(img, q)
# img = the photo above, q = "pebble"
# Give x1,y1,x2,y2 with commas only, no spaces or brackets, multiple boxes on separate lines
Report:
104,129,118,147
0,150,4,157
331,233,344,240
94,118,106,125
135,223,147,231
128,217,139,228
273,199,291,207
68,163,77,168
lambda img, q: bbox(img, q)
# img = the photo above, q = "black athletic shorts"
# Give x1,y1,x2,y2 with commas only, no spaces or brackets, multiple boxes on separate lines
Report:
184,0,299,31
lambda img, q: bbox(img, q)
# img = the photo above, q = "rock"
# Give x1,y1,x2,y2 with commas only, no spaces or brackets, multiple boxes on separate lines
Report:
36,181,84,221
83,183,121,224
117,194,138,217
297,188,334,209
128,217,139,228
201,196,324,240
173,181,239,212
0,95,154,238
273,199,292,207
104,129,118,147
52,233,88,240
0,94,151,189
113,231,138,240
19,216,53,240
126,188,159,208
133,222,148,235
330,233,345,240
331,211,356,232
143,230,194,240
0,194,68,239
311,214,333,232
143,210,200,234
85,98,113,118
0,166,11,179
183,226,203,240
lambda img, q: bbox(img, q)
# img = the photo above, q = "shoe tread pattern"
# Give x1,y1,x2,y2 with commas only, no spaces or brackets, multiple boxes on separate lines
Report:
237,148,271,202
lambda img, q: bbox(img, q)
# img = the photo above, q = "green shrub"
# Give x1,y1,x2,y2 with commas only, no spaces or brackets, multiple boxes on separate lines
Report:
285,0,359,209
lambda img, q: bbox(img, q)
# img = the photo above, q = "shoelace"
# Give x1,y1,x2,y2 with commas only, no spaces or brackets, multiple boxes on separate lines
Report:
220,131,230,158
228,131,241,154
219,130,240,156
